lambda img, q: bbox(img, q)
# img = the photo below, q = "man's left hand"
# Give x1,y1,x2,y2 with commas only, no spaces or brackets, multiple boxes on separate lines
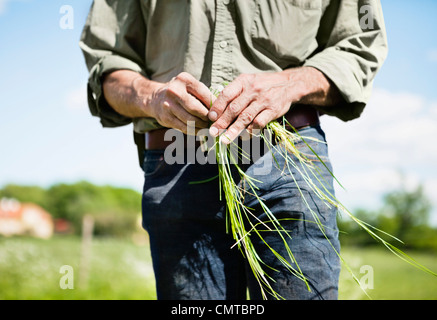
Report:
208,71,302,143
208,67,340,144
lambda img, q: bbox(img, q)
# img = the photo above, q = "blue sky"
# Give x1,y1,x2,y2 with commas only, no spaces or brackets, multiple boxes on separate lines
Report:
0,0,437,222
375,1,437,98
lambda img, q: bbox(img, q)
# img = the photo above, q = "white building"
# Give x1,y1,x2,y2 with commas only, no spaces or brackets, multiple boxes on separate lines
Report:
0,198,54,239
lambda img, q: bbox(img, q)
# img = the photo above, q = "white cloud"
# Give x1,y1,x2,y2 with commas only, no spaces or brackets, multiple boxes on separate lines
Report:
324,88,437,167
321,88,437,223
430,102,437,118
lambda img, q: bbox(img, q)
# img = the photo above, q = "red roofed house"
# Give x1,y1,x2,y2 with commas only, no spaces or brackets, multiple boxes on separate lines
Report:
0,198,54,239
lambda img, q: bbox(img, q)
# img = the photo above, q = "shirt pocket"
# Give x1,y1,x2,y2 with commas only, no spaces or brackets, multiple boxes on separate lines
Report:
250,0,322,68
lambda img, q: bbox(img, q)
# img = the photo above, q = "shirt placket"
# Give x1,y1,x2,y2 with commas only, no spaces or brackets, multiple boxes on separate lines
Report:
211,0,235,87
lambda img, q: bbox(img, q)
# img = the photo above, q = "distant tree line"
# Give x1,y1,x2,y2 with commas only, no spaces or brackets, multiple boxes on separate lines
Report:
338,184,437,251
1,181,436,249
0,181,142,237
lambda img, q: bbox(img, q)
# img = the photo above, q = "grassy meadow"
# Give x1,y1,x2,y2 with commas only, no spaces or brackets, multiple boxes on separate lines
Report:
0,235,436,300
0,235,156,300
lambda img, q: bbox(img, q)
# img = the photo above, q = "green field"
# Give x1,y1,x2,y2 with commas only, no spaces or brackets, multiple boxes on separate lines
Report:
338,247,437,300
0,236,157,300
0,236,436,300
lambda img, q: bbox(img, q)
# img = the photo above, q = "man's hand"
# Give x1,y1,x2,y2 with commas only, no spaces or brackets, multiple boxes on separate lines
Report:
208,67,341,143
208,72,296,143
103,70,214,134
148,72,214,134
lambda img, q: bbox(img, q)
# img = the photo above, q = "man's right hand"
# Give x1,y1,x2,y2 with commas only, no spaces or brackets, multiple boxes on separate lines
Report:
103,70,214,134
148,72,213,134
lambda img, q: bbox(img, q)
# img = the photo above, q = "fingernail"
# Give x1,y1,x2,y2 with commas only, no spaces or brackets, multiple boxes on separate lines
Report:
209,111,218,121
209,126,219,137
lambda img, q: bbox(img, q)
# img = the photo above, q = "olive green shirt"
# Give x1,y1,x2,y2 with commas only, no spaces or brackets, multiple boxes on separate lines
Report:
79,0,388,133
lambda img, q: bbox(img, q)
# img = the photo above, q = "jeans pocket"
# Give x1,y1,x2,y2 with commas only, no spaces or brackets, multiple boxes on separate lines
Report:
142,150,166,177
292,126,329,160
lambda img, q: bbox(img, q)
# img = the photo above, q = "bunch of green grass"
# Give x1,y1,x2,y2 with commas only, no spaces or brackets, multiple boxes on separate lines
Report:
215,133,307,299
209,87,437,300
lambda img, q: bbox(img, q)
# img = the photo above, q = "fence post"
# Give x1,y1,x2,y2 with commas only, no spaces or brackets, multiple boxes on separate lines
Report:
79,214,94,288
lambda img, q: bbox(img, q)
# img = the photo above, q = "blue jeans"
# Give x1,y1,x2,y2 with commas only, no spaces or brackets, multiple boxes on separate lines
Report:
141,125,341,300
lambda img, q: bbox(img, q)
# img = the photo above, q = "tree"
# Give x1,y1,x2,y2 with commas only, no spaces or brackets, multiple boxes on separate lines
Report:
45,181,142,236
0,184,47,209
338,183,436,250
379,184,431,241
0,181,142,237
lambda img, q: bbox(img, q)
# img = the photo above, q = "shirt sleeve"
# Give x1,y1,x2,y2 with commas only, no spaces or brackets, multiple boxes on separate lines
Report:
79,0,147,128
303,0,388,122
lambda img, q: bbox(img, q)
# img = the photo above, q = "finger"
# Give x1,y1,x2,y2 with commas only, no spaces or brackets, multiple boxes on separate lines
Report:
209,93,254,138
172,121,206,136
174,72,215,110
186,79,216,109
167,101,209,129
248,110,274,134
166,115,190,134
208,80,243,122
219,103,263,144
166,76,210,121
180,93,210,121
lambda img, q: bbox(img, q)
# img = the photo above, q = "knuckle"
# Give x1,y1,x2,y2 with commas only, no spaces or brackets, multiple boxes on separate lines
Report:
160,104,171,118
239,112,254,124
220,83,240,101
166,83,178,96
252,82,263,94
239,73,255,86
228,102,240,115
162,100,171,108
219,89,232,102
176,72,191,83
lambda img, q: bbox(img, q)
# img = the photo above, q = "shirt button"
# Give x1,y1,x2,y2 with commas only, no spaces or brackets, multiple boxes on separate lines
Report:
219,40,228,49
223,0,230,5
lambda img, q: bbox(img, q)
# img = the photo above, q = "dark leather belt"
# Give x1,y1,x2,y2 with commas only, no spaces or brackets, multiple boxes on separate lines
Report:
134,105,320,164
282,104,320,131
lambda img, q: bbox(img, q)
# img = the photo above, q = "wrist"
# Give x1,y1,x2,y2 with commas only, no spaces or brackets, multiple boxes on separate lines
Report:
282,67,317,102
283,67,339,107
131,75,154,118
131,74,167,119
